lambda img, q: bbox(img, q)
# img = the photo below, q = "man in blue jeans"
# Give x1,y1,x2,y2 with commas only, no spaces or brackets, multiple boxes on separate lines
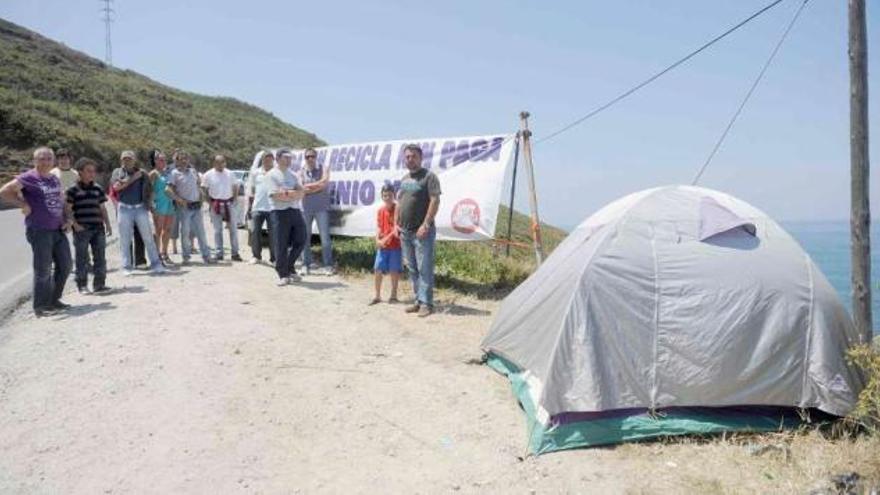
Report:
110,150,167,276
247,150,276,265
0,147,73,316
299,147,334,274
396,144,441,317
66,157,113,294
166,150,214,265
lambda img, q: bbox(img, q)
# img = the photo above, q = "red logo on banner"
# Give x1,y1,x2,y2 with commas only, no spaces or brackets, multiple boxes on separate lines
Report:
451,199,481,234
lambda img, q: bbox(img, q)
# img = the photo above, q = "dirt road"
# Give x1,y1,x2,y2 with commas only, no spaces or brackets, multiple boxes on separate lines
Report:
0,234,631,494
1,232,874,494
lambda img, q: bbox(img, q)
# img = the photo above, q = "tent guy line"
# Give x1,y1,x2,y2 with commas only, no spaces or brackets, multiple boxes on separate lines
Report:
692,0,811,186
534,0,787,146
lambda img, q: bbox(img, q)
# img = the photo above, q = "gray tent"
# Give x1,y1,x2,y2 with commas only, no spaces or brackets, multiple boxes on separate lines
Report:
482,185,864,453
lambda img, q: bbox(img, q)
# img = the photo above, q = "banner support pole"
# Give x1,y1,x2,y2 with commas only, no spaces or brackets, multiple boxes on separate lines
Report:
505,133,521,257
519,111,545,265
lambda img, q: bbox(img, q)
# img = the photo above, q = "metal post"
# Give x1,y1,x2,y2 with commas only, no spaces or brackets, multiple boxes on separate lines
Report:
505,134,521,257
519,112,545,265
849,0,871,343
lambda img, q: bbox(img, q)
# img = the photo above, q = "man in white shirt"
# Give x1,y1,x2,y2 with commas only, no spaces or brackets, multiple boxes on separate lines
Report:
267,148,306,285
247,150,276,264
50,148,80,191
166,150,214,265
201,154,241,261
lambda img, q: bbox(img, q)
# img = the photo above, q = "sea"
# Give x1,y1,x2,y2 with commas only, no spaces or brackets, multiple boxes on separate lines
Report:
784,220,879,334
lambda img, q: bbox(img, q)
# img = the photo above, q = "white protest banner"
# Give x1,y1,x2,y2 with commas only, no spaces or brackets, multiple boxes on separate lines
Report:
251,134,515,240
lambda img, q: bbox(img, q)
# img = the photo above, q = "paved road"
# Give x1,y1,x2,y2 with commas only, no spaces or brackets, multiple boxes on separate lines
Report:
0,209,33,317
0,208,119,318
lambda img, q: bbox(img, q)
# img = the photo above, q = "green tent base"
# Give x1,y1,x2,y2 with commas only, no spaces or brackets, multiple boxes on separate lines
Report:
487,353,810,455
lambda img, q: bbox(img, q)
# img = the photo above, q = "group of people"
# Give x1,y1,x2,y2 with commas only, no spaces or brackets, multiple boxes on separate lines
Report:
0,143,441,318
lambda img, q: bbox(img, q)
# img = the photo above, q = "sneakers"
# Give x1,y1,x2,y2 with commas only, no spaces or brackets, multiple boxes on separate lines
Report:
231,254,243,262
52,300,72,310
77,286,91,295
216,255,225,261
93,286,112,294
248,258,261,265
313,266,336,276
288,273,302,283
203,257,217,265
276,277,290,287
151,265,168,275
34,307,59,317
122,269,134,277
405,303,433,317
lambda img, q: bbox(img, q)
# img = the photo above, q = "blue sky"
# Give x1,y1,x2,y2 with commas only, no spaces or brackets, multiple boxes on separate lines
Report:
1,0,878,228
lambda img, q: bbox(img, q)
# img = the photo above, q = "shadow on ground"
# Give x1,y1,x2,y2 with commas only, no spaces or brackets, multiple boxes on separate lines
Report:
439,303,492,317
93,285,147,295
54,301,114,319
298,280,346,291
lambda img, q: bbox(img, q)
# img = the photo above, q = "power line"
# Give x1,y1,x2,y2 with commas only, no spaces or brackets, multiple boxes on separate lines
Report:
691,0,810,185
100,0,114,67
536,0,786,145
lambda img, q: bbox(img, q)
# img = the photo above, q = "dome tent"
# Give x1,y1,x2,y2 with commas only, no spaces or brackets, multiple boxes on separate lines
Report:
481,185,864,454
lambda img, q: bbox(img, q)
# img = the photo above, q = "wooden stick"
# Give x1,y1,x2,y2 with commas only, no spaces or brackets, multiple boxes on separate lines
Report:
849,0,872,343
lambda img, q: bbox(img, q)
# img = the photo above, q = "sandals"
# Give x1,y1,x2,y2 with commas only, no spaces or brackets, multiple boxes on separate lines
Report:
368,298,381,306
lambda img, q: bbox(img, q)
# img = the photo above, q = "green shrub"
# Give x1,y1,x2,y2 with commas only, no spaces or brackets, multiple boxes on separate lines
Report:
329,207,568,299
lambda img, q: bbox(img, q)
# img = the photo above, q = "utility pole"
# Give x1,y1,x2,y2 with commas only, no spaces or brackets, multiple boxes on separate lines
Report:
849,0,871,343
100,0,114,67
519,112,545,265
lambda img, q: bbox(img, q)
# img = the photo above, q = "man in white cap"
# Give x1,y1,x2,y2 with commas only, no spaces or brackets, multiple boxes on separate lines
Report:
110,150,167,275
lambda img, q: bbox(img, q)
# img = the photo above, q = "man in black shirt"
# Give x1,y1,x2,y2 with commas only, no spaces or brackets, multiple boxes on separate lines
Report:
396,144,441,317
66,158,113,293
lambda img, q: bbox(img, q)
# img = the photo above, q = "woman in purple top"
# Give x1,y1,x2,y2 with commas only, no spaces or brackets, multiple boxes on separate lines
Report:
0,147,73,316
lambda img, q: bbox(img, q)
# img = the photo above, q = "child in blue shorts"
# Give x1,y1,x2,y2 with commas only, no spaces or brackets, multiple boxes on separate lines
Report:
370,184,401,305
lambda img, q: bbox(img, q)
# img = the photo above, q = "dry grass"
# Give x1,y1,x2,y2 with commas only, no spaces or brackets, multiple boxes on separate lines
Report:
617,428,880,494
848,341,880,429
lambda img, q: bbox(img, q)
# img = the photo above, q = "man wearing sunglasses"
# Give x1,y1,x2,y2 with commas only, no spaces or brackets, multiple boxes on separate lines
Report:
298,148,334,275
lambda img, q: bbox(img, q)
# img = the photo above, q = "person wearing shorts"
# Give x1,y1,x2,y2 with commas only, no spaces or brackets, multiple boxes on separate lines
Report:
149,149,175,264
370,184,401,305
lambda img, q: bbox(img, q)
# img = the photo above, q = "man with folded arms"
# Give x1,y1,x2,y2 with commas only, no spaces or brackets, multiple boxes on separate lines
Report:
267,148,306,285
110,150,166,276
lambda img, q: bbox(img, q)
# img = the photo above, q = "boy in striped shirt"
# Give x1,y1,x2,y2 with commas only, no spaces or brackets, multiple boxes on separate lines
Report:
66,158,113,294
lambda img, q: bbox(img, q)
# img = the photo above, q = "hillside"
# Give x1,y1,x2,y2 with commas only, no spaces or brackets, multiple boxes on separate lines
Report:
0,17,321,180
